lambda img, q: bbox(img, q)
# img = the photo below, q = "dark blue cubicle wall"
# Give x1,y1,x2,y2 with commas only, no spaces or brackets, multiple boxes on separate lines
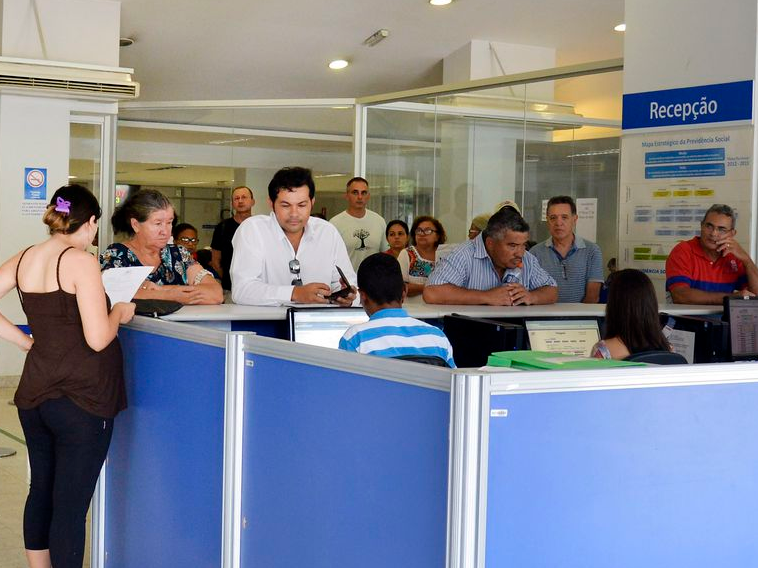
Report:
100,319,452,568
240,351,450,568
104,326,226,568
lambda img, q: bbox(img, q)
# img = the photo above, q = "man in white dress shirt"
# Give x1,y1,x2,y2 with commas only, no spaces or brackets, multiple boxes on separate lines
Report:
231,167,357,306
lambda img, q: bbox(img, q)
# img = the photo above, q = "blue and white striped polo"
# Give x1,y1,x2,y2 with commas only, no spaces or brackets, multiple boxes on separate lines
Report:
339,308,456,367
427,235,556,291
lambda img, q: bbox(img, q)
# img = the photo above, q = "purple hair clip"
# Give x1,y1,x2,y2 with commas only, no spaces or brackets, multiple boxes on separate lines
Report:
54,197,71,215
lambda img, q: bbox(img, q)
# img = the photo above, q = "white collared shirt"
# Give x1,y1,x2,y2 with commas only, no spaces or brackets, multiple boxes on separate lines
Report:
230,213,357,306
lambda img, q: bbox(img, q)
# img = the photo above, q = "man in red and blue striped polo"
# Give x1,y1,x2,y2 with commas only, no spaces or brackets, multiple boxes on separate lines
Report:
666,204,758,304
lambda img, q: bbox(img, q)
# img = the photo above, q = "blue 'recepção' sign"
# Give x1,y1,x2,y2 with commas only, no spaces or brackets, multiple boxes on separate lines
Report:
622,80,753,130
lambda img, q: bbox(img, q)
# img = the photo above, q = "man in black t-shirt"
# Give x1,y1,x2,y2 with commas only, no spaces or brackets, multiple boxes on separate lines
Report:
211,186,254,291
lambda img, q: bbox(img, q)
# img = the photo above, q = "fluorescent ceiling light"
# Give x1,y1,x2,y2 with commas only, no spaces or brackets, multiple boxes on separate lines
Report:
429,0,452,5
363,29,389,47
68,175,77,179
614,23,626,32
329,59,349,70
209,137,255,145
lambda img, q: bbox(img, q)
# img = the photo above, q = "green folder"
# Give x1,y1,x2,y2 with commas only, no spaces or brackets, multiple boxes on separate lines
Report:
487,350,647,370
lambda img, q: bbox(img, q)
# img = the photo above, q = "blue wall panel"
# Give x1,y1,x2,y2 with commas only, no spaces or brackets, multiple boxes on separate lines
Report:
241,354,449,568
105,328,226,568
485,382,758,567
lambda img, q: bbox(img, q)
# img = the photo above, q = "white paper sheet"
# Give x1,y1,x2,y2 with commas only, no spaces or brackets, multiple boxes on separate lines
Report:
102,266,154,305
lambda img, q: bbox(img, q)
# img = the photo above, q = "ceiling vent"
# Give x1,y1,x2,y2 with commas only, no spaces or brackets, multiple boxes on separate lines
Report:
0,58,139,101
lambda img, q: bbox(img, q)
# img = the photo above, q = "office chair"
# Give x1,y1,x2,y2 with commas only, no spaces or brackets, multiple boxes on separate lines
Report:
393,354,451,368
624,351,688,365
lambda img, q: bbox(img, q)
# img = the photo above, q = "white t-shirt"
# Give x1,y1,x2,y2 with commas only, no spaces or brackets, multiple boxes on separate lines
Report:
230,213,356,306
329,209,388,272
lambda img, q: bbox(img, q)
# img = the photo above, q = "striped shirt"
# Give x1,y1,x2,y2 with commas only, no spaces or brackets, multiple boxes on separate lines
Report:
339,308,456,367
530,235,604,303
427,235,556,291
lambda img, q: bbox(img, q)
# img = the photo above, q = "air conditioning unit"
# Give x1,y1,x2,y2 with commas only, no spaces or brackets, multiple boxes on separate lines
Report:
0,57,139,100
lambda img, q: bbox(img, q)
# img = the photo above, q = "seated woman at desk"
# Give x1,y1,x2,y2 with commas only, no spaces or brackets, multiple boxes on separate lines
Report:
397,216,447,297
100,189,223,305
591,268,670,359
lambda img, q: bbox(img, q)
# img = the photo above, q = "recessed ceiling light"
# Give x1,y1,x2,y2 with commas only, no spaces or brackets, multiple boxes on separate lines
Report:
119,37,135,47
614,23,626,32
329,59,349,70
429,0,452,5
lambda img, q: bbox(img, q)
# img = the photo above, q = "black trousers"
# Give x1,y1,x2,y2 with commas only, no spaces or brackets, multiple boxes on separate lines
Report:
18,396,113,568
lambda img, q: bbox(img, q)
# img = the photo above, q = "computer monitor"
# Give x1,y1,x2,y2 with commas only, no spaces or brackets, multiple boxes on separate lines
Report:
723,296,758,361
664,313,728,363
443,314,525,368
287,307,369,349
525,319,601,357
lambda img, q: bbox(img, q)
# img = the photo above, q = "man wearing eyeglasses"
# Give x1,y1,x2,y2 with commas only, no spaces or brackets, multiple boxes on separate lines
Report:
329,177,388,271
666,204,758,304
424,207,557,306
230,167,357,306
530,196,604,303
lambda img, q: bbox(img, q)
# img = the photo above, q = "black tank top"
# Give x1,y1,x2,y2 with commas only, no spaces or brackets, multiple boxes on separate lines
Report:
14,246,126,418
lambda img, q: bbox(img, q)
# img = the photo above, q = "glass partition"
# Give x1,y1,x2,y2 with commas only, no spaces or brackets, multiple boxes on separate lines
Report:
362,67,622,259
113,63,622,263
114,103,355,248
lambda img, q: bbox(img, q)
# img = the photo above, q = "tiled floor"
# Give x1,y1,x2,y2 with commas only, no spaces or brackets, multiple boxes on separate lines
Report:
0,387,91,568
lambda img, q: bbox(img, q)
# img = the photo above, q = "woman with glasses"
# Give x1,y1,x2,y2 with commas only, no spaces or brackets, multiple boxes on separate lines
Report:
173,222,220,280
172,222,200,258
397,216,447,297
384,220,410,258
100,189,223,305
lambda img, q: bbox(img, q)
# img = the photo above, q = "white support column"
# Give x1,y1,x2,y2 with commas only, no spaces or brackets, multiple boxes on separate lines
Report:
618,0,757,298
0,0,124,376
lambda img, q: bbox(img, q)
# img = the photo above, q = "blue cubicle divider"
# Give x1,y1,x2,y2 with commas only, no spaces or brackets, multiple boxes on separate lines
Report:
104,326,226,568
240,352,450,568
484,381,758,567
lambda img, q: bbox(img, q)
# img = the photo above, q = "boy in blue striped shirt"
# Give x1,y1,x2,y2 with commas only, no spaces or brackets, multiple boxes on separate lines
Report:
339,253,456,367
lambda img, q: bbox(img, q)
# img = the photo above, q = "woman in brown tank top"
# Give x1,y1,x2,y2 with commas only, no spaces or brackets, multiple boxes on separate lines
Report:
0,185,135,568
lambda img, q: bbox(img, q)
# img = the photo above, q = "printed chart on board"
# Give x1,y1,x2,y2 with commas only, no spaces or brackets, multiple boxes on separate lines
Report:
618,125,753,288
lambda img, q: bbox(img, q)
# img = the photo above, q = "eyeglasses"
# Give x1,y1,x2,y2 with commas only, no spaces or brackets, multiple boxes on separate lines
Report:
289,258,302,286
177,237,199,244
561,261,568,280
702,222,733,235
468,229,481,237
415,227,438,235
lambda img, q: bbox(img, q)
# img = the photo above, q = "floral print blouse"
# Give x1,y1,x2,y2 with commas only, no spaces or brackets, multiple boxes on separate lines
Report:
99,243,195,285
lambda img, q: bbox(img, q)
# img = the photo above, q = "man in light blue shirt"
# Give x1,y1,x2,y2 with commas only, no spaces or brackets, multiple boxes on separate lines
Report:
339,253,455,367
530,195,604,303
424,208,557,306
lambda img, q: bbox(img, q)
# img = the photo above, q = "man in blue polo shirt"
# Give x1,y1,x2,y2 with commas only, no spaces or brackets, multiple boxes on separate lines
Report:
339,253,455,367
530,196,604,303
423,207,557,306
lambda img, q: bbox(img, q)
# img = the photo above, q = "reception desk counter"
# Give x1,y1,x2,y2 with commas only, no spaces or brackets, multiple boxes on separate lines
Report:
161,297,722,330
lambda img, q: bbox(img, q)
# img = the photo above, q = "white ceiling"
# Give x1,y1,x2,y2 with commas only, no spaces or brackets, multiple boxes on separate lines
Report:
118,0,625,102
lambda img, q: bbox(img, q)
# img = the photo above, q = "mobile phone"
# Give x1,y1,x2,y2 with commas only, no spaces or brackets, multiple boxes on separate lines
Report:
326,265,352,301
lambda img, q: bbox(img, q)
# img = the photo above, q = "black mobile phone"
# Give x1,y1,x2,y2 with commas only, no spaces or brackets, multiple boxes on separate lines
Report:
326,265,352,301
